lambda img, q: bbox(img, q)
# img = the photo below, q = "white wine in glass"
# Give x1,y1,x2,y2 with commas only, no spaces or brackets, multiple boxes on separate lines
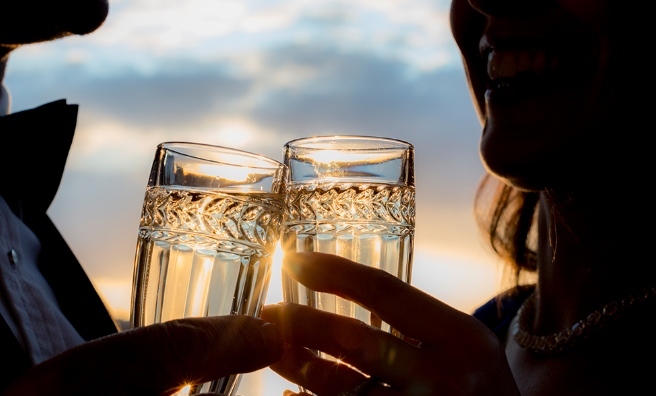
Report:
281,135,415,389
130,142,285,396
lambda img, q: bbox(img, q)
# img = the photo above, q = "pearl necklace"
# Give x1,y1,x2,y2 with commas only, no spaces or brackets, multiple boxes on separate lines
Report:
511,286,656,355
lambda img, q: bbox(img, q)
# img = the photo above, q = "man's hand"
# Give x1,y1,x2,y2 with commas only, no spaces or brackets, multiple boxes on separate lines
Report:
2,315,283,396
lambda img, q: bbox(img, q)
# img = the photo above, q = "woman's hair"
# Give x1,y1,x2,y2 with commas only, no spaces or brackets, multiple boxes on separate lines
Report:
474,174,539,288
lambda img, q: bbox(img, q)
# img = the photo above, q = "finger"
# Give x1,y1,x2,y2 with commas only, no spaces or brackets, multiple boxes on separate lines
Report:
263,303,429,389
272,345,398,396
283,391,314,396
282,252,474,343
4,315,283,396
271,344,369,395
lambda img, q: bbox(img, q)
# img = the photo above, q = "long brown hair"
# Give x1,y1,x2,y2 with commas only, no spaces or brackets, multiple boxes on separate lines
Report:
474,174,539,289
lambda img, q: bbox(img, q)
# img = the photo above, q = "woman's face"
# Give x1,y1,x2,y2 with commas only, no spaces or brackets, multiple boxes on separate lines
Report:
450,0,618,191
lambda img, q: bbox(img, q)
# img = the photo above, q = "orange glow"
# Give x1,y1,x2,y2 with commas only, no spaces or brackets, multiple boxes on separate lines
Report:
171,384,191,396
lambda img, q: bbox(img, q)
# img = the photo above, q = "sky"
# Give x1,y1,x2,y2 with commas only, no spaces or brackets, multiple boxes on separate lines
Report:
5,0,507,393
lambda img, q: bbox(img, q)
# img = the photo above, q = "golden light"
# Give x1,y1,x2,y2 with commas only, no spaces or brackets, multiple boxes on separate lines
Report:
171,384,191,396
212,120,257,147
273,240,284,270
194,163,259,183
94,279,132,322
304,150,381,165
161,246,192,322
187,256,214,317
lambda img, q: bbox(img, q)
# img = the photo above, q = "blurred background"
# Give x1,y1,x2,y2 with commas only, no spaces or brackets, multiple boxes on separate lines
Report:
5,0,507,394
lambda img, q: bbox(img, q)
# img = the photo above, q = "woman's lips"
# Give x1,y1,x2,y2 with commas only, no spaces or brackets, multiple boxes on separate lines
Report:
485,48,555,103
480,30,599,105
483,45,595,106
487,49,553,80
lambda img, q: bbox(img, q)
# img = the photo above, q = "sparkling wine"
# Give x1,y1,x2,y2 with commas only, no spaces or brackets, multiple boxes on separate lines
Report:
130,185,283,395
282,182,415,360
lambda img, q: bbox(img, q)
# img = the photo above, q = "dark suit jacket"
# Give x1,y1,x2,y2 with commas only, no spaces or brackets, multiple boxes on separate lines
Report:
0,100,119,391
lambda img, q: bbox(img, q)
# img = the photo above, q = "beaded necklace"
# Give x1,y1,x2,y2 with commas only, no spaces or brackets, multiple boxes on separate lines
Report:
511,286,656,355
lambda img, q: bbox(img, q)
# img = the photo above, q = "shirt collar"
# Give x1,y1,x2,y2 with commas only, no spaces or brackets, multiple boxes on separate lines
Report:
0,99,78,217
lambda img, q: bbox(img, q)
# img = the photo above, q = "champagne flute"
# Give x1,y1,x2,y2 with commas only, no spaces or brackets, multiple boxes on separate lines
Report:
129,141,285,396
281,135,415,379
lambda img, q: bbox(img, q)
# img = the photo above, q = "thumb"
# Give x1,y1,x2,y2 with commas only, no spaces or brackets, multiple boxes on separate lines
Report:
4,315,283,395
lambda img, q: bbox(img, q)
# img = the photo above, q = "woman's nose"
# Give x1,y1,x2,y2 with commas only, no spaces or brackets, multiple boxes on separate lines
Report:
467,0,553,16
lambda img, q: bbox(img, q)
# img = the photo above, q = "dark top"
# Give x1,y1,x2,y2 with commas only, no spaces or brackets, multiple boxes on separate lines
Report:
471,284,535,342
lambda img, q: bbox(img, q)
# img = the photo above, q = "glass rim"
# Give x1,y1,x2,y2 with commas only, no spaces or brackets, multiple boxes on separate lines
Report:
283,135,413,151
158,141,284,169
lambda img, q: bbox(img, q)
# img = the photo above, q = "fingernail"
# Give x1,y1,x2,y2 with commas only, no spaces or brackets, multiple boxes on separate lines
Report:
259,322,282,346
260,304,282,322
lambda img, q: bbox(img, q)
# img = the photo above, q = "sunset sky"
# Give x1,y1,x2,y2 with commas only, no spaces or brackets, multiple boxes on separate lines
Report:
5,0,506,393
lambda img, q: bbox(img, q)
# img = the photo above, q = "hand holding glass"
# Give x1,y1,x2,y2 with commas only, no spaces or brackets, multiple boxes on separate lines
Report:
129,142,285,396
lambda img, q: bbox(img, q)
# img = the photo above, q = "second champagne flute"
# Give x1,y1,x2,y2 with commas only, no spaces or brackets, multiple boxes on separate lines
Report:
281,135,415,363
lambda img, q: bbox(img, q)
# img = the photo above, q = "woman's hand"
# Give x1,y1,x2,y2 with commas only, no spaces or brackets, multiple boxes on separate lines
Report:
2,315,283,396
261,252,520,396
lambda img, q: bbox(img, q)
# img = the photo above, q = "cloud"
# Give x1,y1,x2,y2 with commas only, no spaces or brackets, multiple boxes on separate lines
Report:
8,39,481,163
13,34,487,267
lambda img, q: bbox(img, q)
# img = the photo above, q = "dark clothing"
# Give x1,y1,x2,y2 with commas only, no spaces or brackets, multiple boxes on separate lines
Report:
471,284,535,342
0,100,119,391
